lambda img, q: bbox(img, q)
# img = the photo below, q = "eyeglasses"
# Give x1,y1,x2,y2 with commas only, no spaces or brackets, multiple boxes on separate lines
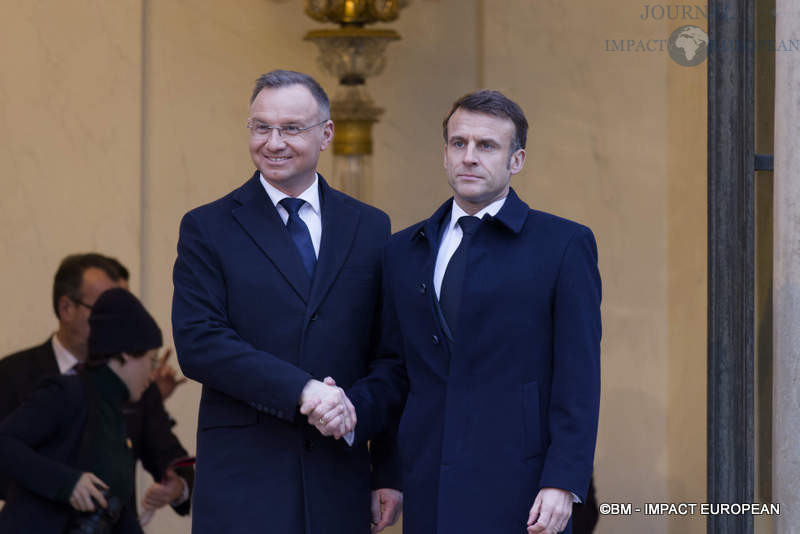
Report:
69,296,93,310
246,119,328,138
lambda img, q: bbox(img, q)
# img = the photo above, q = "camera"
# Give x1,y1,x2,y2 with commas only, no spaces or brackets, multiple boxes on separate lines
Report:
66,488,122,534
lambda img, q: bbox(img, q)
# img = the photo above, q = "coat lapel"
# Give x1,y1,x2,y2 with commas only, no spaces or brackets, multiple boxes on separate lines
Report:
423,202,452,339
232,172,312,302
307,176,360,315
411,198,456,377
411,192,529,377
413,197,453,280
36,338,61,377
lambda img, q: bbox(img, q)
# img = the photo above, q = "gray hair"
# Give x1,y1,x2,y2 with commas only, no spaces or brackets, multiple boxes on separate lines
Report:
251,70,330,119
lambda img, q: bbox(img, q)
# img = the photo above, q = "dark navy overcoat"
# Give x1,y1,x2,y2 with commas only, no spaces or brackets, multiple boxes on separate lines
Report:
374,189,601,533
172,173,403,534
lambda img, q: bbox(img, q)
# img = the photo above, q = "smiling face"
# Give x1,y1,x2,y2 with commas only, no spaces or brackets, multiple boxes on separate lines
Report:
248,84,333,197
443,109,526,214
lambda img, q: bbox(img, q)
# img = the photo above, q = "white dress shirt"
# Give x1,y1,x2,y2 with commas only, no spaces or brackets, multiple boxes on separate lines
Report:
433,196,507,298
52,334,79,374
260,173,322,257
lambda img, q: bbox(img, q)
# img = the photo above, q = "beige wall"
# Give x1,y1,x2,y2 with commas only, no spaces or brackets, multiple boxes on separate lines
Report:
480,4,707,533
0,0,143,349
0,1,706,533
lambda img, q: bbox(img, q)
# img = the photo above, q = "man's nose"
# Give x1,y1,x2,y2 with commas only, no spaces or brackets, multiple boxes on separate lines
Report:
463,142,478,164
264,128,286,148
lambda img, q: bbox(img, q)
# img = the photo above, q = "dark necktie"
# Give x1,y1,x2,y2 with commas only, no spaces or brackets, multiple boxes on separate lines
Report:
279,198,316,278
439,215,481,333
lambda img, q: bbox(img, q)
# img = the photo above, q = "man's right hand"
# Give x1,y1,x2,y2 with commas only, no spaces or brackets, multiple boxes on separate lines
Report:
299,378,356,439
69,472,108,512
151,348,188,400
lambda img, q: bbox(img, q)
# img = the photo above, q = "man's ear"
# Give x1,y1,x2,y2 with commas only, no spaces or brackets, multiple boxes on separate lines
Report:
320,120,334,151
57,295,73,321
509,148,526,175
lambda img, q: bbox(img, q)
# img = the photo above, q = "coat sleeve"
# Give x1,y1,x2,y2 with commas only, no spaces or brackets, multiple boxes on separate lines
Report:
0,358,20,424
537,226,602,501
172,210,313,422
0,356,20,500
0,379,84,503
348,243,409,490
135,384,194,515
368,427,403,491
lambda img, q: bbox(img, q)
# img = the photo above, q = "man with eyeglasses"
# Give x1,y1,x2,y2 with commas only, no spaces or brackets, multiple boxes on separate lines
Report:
0,253,195,521
172,70,403,534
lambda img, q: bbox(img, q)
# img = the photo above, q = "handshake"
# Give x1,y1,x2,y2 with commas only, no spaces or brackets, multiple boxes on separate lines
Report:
299,377,356,440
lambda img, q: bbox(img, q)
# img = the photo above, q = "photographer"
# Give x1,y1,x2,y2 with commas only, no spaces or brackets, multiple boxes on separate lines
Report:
0,288,163,533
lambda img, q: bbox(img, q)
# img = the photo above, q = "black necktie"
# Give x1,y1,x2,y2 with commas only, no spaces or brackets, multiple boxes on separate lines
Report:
279,198,316,278
439,215,481,333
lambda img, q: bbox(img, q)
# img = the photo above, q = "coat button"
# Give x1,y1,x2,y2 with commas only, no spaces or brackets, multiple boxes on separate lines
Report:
304,439,315,451
432,335,440,345
419,282,427,295
310,313,319,322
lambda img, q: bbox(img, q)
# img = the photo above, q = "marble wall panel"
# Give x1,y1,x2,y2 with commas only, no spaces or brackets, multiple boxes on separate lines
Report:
0,0,142,353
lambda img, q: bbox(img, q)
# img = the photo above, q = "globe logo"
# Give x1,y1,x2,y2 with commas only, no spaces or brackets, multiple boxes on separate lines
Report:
668,25,709,66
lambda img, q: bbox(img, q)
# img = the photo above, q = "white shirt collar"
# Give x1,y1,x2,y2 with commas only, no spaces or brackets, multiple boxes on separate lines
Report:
447,196,507,232
260,173,321,215
52,334,79,374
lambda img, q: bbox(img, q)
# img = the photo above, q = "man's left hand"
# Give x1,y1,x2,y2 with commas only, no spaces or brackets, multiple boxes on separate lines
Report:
371,488,402,533
141,468,184,511
527,487,572,533
151,348,188,400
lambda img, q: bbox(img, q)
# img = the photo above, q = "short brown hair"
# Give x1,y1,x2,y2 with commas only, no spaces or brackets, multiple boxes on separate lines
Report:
52,254,121,319
443,90,528,153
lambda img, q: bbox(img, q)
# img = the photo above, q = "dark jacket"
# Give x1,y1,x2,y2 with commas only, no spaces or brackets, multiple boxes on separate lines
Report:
369,189,602,533
172,173,403,534
0,374,142,533
0,339,193,514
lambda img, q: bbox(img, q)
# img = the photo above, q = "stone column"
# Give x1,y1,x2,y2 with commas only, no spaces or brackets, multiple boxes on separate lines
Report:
772,2,800,531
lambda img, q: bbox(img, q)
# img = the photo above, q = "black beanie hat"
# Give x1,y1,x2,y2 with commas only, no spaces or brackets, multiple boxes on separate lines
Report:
88,288,162,358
